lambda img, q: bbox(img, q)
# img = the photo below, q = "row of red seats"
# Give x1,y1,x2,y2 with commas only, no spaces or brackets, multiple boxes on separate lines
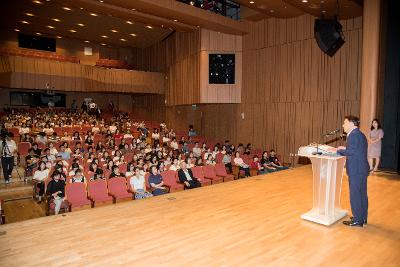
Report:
0,47,80,63
45,164,233,214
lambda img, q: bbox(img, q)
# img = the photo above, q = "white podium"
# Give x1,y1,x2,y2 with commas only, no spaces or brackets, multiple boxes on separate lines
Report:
298,145,347,226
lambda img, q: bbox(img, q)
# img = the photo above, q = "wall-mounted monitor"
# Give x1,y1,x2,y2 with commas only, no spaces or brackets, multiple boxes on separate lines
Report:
18,33,56,52
209,54,235,84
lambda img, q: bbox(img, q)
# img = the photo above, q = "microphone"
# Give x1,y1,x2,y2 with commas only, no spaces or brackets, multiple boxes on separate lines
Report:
323,128,341,136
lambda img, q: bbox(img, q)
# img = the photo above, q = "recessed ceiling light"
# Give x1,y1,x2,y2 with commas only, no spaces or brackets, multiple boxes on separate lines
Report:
302,0,308,2
173,19,178,22
33,0,42,4
21,20,30,24
130,33,137,37
84,40,90,43
99,0,104,2
101,43,107,46
14,29,20,32
322,10,326,13
47,25,55,29
69,29,77,33
111,29,118,33
146,25,153,29
52,18,61,22
25,13,35,17
77,23,85,27
36,32,42,35
90,13,98,16
270,9,274,13
63,7,72,11
101,35,108,38
126,20,133,24
56,36,62,39
131,8,136,11
250,1,255,4
80,7,84,10
120,38,126,41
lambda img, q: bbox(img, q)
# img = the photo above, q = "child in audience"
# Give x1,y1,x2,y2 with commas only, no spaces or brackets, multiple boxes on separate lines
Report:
33,161,49,203
130,167,153,200
46,171,66,215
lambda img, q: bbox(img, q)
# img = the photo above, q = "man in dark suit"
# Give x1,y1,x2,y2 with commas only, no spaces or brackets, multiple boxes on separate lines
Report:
336,115,370,227
178,162,201,189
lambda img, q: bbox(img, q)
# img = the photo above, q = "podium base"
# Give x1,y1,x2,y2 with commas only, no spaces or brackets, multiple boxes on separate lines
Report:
301,209,347,226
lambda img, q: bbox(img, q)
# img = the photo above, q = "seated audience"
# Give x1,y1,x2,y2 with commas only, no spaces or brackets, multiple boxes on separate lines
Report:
70,169,86,183
250,155,268,175
178,162,201,189
109,165,125,178
148,165,168,196
130,167,153,199
233,151,250,177
46,171,66,215
32,161,49,203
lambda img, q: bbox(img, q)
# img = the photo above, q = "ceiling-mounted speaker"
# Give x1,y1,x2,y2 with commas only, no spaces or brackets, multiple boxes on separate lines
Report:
314,19,345,57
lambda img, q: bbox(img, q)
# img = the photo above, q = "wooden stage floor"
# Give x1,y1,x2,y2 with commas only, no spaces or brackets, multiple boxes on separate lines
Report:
0,166,399,266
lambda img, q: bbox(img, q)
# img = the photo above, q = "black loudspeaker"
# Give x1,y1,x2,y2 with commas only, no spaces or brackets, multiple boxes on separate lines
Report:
314,19,345,57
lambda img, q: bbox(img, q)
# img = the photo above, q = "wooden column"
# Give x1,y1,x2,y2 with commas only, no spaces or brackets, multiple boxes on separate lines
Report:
359,0,381,133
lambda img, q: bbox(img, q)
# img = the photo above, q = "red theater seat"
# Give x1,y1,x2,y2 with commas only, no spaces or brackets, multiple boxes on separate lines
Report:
107,177,132,203
161,170,184,192
191,166,211,186
87,180,113,207
202,165,224,184
65,183,91,211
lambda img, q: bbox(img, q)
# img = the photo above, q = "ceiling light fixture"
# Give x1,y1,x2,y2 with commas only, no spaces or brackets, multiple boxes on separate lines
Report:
111,29,118,33
173,19,178,22
250,1,255,4
47,25,55,29
126,20,133,24
77,23,85,27
52,18,60,22
69,29,77,33
99,0,104,2
131,8,136,11
146,25,153,29
130,33,137,37
302,0,308,2
56,36,62,39
90,13,98,16
33,0,42,4
120,38,126,41
21,21,30,24
36,32,42,35
63,7,72,11
14,29,20,32
101,43,107,46
25,13,35,16
84,40,90,43
101,35,108,38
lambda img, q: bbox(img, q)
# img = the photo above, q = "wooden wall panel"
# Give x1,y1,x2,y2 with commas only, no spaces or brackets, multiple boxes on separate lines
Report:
0,56,164,94
131,94,166,122
236,14,363,162
199,29,242,104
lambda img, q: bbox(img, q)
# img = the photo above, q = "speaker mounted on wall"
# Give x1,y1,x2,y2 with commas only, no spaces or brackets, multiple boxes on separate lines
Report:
314,18,345,57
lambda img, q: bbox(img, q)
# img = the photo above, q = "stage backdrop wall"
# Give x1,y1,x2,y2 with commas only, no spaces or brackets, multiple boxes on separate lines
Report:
238,14,363,161
132,15,363,162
